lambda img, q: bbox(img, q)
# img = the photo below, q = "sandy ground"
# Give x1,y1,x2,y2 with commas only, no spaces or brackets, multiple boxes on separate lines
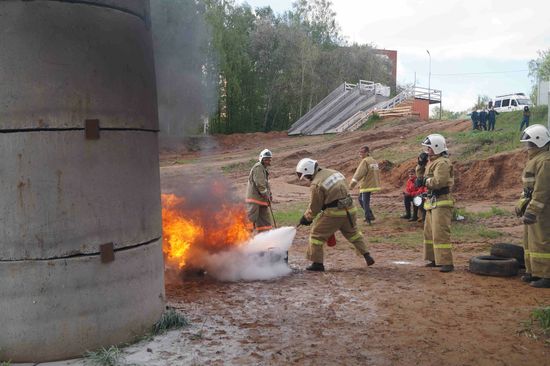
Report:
23,119,550,366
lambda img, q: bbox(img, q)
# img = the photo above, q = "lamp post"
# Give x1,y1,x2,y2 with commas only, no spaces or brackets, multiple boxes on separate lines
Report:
426,49,431,119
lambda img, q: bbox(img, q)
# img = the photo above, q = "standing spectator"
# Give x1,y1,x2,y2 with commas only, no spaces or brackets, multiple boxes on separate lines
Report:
470,109,479,130
349,145,381,224
478,108,488,131
487,107,499,131
401,168,427,222
520,106,531,131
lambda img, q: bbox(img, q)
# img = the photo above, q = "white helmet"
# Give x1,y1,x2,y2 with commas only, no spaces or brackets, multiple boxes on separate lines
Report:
422,134,448,155
296,158,318,180
259,149,272,162
520,124,550,148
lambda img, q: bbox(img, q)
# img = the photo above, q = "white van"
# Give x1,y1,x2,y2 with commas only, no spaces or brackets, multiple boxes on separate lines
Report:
489,93,532,113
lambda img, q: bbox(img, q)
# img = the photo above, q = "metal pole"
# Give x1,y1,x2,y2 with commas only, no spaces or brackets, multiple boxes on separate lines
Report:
440,90,442,120
427,50,431,120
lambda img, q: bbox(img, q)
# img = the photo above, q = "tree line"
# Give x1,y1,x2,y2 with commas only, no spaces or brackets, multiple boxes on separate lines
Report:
200,0,392,134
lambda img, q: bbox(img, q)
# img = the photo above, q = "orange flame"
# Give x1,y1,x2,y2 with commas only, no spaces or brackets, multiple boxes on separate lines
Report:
161,193,252,269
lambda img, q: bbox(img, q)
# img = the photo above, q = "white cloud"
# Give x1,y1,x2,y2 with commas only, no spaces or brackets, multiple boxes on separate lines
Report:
333,0,550,60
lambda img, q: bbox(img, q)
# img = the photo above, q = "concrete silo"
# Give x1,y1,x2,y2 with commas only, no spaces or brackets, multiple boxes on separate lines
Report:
0,0,165,362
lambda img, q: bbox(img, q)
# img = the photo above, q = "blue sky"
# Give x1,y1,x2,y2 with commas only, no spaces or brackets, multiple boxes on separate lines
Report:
240,0,550,111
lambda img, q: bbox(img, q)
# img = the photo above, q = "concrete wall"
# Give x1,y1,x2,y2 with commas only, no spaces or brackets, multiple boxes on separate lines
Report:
0,0,164,362
537,80,549,106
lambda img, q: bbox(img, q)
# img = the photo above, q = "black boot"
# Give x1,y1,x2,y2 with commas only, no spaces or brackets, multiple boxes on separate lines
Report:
364,252,375,266
521,273,541,283
306,262,325,272
440,265,454,273
400,214,411,219
530,278,550,288
408,214,418,222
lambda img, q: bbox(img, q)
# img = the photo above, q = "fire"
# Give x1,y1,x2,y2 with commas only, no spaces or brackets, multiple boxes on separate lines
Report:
161,193,252,269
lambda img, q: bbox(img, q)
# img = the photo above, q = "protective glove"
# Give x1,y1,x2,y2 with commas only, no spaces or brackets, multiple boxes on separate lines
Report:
415,177,426,188
417,152,429,167
299,216,313,226
522,212,537,225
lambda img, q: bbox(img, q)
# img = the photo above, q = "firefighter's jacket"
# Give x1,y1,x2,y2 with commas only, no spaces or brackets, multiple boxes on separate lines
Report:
518,146,550,218
246,162,270,206
304,168,355,221
349,155,381,193
416,154,454,211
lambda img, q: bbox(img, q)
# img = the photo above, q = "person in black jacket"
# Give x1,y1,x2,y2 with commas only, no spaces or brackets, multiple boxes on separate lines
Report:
487,107,499,131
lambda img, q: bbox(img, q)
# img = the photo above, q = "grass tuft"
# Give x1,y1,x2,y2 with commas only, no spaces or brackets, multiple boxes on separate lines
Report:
272,203,308,226
520,305,550,343
221,158,256,173
531,306,550,334
84,346,122,366
151,308,190,335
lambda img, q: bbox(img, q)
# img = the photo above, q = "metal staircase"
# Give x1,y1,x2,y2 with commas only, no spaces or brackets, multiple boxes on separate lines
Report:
289,83,442,135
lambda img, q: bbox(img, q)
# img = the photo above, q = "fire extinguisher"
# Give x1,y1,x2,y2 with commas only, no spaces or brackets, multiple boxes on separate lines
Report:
326,234,336,247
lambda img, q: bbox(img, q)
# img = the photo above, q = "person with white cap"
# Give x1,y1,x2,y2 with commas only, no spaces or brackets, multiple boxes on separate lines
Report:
516,124,550,288
416,134,455,273
296,158,375,272
245,149,274,232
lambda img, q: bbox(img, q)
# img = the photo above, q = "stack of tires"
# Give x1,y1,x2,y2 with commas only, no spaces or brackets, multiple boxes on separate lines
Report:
469,243,525,277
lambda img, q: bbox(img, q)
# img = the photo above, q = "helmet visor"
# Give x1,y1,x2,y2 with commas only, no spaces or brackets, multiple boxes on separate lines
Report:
520,131,531,142
422,137,431,146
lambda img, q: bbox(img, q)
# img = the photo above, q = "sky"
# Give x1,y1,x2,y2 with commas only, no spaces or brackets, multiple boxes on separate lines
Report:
240,0,550,111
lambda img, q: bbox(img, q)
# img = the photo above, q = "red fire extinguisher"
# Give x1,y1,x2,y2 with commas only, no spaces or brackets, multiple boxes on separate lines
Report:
326,234,336,247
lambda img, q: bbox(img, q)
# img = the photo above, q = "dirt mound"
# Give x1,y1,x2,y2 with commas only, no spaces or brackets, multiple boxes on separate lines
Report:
382,150,526,199
454,150,525,199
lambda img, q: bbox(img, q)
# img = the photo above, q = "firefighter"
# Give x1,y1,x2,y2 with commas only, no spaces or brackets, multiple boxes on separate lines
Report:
516,124,550,288
296,158,375,271
416,134,455,273
245,149,274,232
349,145,381,224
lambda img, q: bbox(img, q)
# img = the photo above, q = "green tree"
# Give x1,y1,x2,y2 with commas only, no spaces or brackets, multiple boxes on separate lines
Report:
529,48,550,82
473,95,490,110
528,49,550,106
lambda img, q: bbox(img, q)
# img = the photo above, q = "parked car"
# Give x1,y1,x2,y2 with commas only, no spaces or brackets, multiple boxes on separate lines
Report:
489,93,532,113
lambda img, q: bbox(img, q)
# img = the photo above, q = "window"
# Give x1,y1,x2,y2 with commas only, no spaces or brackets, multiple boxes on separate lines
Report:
495,100,501,107
502,99,510,107
517,99,531,105
511,99,517,106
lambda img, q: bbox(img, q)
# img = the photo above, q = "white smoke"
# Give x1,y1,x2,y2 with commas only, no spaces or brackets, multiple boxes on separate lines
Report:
201,227,296,282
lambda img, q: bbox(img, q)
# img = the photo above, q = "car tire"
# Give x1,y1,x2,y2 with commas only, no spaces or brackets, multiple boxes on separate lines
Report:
469,255,519,277
490,243,525,267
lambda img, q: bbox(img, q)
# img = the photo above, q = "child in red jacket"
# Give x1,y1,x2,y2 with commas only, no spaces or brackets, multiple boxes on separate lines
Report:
401,169,427,222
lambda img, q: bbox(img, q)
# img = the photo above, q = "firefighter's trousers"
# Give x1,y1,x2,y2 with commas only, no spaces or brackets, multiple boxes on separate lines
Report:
247,203,273,232
523,209,550,278
423,206,453,266
307,208,368,263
